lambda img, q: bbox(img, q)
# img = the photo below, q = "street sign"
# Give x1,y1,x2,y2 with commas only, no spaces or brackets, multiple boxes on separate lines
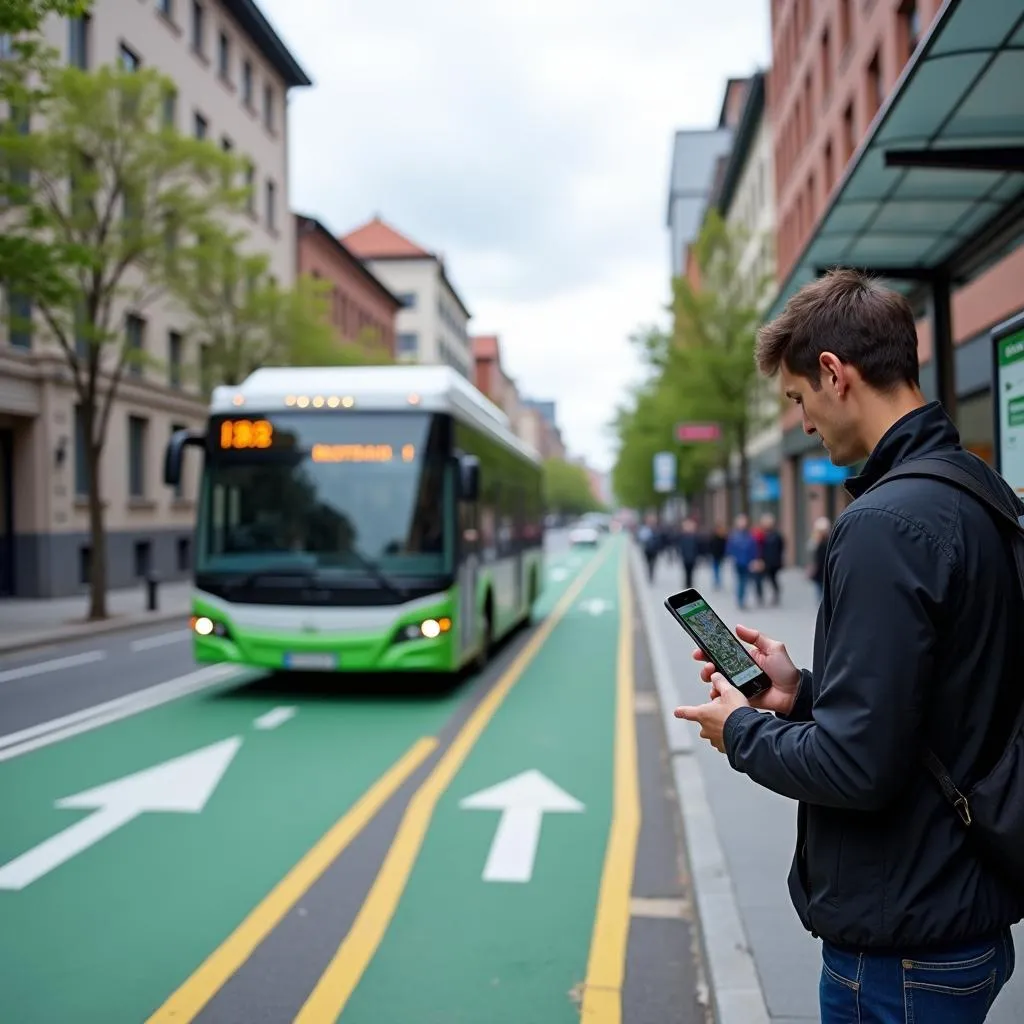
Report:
993,312,1024,497
652,451,676,493
0,737,242,891
459,769,584,883
675,422,721,442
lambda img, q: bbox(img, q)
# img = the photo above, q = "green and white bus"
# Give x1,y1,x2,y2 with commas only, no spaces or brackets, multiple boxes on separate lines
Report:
164,365,545,674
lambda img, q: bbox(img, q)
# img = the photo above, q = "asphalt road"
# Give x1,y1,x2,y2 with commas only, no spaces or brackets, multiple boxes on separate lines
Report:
0,532,709,1024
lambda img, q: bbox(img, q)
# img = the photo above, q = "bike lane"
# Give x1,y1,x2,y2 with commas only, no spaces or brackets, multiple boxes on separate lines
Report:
0,545,596,1024
321,545,630,1024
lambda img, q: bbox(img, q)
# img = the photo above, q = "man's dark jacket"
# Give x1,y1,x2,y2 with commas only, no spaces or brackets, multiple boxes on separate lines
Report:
723,402,1024,949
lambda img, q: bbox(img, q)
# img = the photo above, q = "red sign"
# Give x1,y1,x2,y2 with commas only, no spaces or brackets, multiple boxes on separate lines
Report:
675,422,721,442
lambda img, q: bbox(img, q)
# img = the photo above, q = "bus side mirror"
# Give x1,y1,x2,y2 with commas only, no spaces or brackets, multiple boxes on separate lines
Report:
165,428,206,488
458,455,480,502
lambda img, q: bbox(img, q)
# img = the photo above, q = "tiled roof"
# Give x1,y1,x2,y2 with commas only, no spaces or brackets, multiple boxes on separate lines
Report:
341,216,432,259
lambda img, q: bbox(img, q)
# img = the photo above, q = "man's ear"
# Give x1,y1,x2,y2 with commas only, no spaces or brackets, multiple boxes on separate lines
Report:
819,352,849,396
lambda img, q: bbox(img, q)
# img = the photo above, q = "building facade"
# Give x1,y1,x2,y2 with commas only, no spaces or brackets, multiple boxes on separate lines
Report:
768,0,1024,563
295,214,400,360
0,0,310,597
342,217,473,379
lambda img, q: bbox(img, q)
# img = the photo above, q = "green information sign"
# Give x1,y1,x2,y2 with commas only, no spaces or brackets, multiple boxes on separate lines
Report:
996,324,1024,497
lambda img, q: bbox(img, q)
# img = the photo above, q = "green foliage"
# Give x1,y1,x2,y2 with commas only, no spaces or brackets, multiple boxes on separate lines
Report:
542,457,600,516
610,212,774,515
0,0,87,33
0,60,245,617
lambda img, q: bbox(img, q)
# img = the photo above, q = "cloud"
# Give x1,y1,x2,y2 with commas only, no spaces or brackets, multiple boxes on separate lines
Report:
261,0,770,470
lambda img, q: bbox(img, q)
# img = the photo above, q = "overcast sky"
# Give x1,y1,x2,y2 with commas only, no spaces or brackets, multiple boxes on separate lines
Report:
261,0,771,472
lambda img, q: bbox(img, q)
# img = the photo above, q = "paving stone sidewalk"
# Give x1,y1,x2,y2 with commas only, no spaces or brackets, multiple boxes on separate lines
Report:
639,548,1024,1023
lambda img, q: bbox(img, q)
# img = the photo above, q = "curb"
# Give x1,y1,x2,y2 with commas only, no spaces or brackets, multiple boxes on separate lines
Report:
628,544,772,1024
0,608,189,657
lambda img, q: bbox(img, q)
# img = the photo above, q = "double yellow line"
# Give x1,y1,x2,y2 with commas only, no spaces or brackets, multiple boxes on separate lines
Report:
148,542,639,1023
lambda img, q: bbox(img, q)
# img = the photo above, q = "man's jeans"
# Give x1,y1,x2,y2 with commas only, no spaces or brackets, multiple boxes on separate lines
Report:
820,929,1015,1023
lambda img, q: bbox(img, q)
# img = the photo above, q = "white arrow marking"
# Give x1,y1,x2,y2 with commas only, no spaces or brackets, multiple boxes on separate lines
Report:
254,706,296,730
579,598,611,616
549,568,568,582
0,736,242,891
459,769,584,883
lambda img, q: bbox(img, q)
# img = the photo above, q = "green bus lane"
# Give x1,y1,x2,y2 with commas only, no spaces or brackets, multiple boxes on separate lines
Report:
0,544,596,1024
336,545,625,1024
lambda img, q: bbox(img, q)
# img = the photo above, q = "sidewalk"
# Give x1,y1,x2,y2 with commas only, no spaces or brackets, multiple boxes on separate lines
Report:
633,547,1024,1023
0,580,193,654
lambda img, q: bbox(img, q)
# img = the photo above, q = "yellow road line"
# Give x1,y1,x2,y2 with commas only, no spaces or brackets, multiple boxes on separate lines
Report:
293,542,615,1023
580,553,642,1023
145,736,438,1023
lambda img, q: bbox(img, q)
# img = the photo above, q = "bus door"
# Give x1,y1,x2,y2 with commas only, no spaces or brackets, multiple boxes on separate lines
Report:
456,484,479,661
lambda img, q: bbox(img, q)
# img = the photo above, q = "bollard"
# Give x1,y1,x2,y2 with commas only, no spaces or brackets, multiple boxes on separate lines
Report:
146,572,159,612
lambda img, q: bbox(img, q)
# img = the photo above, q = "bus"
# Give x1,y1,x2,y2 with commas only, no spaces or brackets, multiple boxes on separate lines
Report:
164,365,545,674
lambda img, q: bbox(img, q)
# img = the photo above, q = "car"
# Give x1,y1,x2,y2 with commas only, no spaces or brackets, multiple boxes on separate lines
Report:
569,524,601,547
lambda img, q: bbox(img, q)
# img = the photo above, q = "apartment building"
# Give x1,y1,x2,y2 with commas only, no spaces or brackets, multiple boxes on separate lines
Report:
342,217,473,379
768,0,1024,562
295,214,400,361
0,0,310,597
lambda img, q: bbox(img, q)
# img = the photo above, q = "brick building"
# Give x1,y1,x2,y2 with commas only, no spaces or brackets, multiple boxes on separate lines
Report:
295,214,400,360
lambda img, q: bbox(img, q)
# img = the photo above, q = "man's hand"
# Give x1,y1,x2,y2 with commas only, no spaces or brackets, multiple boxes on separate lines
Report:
690,624,802,717
674,674,749,752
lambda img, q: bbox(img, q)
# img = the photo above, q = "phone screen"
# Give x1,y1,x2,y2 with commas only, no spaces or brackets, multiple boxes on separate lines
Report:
673,596,763,688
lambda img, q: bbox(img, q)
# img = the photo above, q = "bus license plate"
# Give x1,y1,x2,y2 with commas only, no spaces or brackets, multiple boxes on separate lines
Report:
284,652,337,670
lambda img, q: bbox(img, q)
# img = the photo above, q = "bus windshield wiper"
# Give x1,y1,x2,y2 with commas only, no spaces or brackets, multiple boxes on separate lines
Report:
341,546,407,601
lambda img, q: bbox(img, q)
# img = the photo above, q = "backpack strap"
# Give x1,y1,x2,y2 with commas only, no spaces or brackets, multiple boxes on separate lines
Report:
865,455,1024,827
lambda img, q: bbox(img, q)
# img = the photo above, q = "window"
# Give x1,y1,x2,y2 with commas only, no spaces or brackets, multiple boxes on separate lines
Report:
177,536,191,571
842,101,855,162
221,134,233,153
162,87,177,128
837,0,851,53
74,404,88,496
133,540,151,578
79,546,91,585
820,27,831,102
397,332,419,356
191,1,204,55
170,423,187,497
866,51,883,119
194,111,207,140
242,59,253,106
168,331,182,388
901,1,921,59
6,292,32,349
119,43,140,71
128,415,147,498
125,313,145,376
262,83,274,131
244,161,256,214
265,178,276,230
68,15,90,69
824,139,834,191
396,292,417,308
157,0,174,20
217,30,230,81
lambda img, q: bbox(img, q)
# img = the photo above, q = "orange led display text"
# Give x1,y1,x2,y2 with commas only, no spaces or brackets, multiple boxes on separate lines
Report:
312,443,400,463
219,419,273,449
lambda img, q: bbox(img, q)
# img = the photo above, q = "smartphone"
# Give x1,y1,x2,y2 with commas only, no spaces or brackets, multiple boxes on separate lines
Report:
663,589,770,699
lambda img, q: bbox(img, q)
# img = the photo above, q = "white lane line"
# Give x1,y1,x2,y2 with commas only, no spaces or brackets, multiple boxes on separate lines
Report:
253,706,296,730
0,651,106,685
0,665,244,762
130,630,190,652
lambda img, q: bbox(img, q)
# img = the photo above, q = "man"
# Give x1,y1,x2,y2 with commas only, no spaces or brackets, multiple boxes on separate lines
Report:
677,517,700,590
756,512,784,605
675,269,1022,1021
725,513,758,610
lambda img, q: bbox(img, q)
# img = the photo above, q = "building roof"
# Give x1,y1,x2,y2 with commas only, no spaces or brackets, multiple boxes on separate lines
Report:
715,70,766,218
766,0,1024,321
294,214,402,310
341,216,432,259
471,335,500,361
220,0,312,88
718,77,751,129
665,126,734,225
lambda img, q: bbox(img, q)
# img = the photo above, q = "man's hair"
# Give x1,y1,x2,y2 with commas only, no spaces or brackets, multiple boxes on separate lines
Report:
755,268,920,390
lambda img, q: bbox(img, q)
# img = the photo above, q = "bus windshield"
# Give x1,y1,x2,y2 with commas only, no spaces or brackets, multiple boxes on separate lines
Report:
197,411,453,581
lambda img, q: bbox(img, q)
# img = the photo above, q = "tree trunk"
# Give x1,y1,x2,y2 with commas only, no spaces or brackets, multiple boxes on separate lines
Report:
85,428,108,620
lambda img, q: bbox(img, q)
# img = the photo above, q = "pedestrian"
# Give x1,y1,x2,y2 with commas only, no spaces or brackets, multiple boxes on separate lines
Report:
724,514,758,610
677,517,700,590
674,269,1022,1022
637,515,660,581
708,522,727,590
758,513,784,605
805,516,830,601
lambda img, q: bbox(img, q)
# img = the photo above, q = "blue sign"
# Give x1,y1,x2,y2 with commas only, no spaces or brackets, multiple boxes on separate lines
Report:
751,473,780,501
652,451,676,493
802,456,851,485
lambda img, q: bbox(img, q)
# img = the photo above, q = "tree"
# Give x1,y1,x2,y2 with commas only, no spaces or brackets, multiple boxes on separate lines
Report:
665,211,775,515
0,62,244,619
542,458,600,517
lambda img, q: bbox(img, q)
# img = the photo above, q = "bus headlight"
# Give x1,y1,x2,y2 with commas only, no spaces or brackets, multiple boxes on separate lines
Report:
399,617,452,641
191,615,231,639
